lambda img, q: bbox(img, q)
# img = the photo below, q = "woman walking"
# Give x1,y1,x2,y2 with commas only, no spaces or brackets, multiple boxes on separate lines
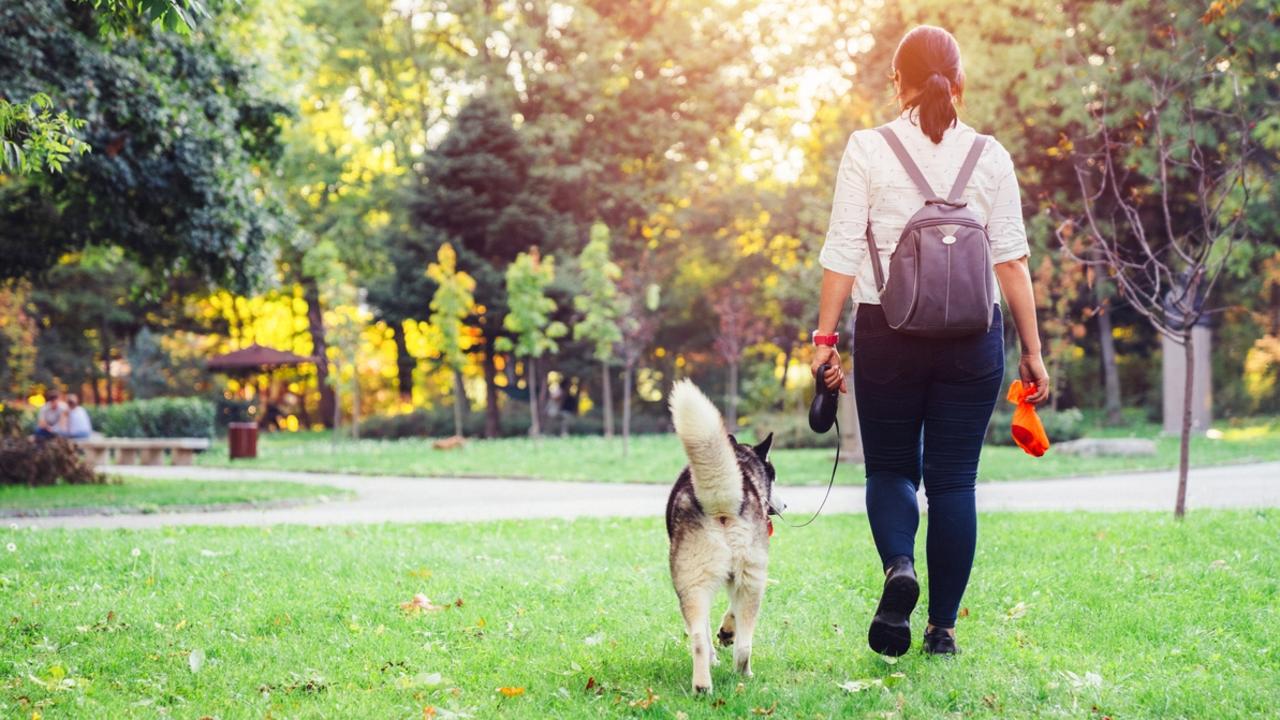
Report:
811,26,1050,656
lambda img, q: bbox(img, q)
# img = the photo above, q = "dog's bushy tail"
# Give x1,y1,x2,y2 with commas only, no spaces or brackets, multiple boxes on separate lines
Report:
669,379,741,516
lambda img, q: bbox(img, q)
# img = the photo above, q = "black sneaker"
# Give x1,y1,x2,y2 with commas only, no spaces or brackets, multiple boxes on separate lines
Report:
922,626,959,655
867,556,919,656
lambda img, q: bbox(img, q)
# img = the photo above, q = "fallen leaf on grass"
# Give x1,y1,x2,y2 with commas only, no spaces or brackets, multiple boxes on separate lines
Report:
400,594,447,614
752,701,778,715
839,679,881,693
584,677,598,693
629,688,660,709
1004,601,1028,620
958,607,970,619
497,686,525,698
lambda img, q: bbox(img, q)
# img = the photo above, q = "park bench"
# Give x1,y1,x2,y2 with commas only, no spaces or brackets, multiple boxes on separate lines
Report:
76,438,211,466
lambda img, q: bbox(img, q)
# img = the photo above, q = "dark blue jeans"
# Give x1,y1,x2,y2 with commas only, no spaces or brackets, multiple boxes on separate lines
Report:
852,304,1004,629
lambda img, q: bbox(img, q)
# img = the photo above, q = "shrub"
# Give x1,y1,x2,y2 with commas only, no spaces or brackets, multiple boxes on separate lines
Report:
744,412,838,449
0,404,34,438
986,407,1086,446
96,397,216,439
359,406,669,439
0,437,105,486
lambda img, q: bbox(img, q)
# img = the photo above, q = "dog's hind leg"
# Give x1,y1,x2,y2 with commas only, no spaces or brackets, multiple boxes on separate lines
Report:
678,586,715,693
717,607,736,647
729,575,765,677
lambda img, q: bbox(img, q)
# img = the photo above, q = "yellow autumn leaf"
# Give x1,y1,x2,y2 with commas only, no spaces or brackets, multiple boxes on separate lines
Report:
497,686,525,697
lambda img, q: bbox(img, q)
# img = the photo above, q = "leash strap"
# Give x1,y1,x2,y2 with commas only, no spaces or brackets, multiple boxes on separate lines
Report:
775,413,840,528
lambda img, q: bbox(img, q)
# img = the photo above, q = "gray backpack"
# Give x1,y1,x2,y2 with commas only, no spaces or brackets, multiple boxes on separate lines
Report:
866,126,995,338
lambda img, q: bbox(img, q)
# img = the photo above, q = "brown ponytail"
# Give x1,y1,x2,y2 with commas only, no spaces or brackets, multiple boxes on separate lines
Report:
892,26,965,144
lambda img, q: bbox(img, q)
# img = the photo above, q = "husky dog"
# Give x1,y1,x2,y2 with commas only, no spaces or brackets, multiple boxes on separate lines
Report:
666,379,783,694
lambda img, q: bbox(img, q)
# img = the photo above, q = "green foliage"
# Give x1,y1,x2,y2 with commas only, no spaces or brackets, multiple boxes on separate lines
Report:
0,94,89,174
0,403,34,439
95,397,215,439
80,0,210,36
495,252,568,359
426,244,476,372
0,0,288,288
572,223,625,362
0,437,104,486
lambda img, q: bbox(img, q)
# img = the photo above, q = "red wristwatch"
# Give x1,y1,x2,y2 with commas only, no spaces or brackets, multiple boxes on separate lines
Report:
811,331,839,347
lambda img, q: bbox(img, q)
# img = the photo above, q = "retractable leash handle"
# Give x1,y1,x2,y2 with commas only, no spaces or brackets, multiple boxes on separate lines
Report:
776,363,843,529
809,363,840,433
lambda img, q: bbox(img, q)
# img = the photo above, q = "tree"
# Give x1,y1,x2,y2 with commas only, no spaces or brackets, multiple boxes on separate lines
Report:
407,95,569,437
496,250,568,438
616,277,661,456
427,244,476,439
0,0,287,289
712,281,766,432
25,248,149,404
1056,0,1261,517
303,240,364,442
573,223,625,437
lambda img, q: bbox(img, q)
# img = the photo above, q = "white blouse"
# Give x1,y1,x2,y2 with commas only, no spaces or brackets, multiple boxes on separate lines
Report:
818,113,1030,305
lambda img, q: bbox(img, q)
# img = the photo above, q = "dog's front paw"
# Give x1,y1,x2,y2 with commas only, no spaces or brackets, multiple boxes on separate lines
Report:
693,682,712,695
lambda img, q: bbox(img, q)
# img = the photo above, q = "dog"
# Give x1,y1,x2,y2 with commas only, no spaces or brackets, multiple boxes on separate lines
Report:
665,379,783,694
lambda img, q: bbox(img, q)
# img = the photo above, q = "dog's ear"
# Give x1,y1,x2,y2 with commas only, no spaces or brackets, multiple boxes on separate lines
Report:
752,432,773,461
727,433,738,446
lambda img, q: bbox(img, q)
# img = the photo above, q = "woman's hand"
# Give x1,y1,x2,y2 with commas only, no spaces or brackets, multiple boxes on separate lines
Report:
811,346,848,394
1018,352,1051,405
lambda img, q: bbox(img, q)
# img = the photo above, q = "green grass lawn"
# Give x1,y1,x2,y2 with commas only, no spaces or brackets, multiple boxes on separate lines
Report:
195,416,1280,486
0,478,348,515
1,511,1276,718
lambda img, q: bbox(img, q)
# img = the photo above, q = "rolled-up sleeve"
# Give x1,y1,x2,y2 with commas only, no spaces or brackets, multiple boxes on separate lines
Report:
818,132,869,277
987,145,1030,264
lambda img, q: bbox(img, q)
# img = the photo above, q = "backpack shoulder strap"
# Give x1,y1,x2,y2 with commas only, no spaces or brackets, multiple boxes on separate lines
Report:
946,135,989,204
875,126,941,202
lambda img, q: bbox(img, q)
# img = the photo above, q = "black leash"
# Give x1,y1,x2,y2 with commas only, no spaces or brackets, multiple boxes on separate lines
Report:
773,413,840,529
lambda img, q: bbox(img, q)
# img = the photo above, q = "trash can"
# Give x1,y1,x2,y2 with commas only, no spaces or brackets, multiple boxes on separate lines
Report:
228,422,258,460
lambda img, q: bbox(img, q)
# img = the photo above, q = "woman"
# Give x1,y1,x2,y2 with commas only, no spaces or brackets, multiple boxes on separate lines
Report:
61,393,93,440
811,26,1050,656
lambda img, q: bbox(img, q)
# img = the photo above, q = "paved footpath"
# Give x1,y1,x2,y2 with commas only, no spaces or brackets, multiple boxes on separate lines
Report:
12,461,1279,530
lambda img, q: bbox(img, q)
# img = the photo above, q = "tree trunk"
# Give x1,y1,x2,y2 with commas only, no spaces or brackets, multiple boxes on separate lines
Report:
726,359,740,432
452,367,467,437
527,357,541,437
331,383,341,449
1174,332,1193,519
778,342,792,393
601,361,614,438
351,371,360,440
101,328,113,405
392,321,415,402
1096,301,1123,425
622,360,633,457
304,279,336,428
482,337,500,438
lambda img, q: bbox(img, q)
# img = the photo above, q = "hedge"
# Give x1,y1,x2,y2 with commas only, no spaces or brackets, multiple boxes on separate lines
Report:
95,397,216,439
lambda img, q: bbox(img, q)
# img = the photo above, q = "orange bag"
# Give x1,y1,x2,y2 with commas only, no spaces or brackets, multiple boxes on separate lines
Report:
1006,380,1050,457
